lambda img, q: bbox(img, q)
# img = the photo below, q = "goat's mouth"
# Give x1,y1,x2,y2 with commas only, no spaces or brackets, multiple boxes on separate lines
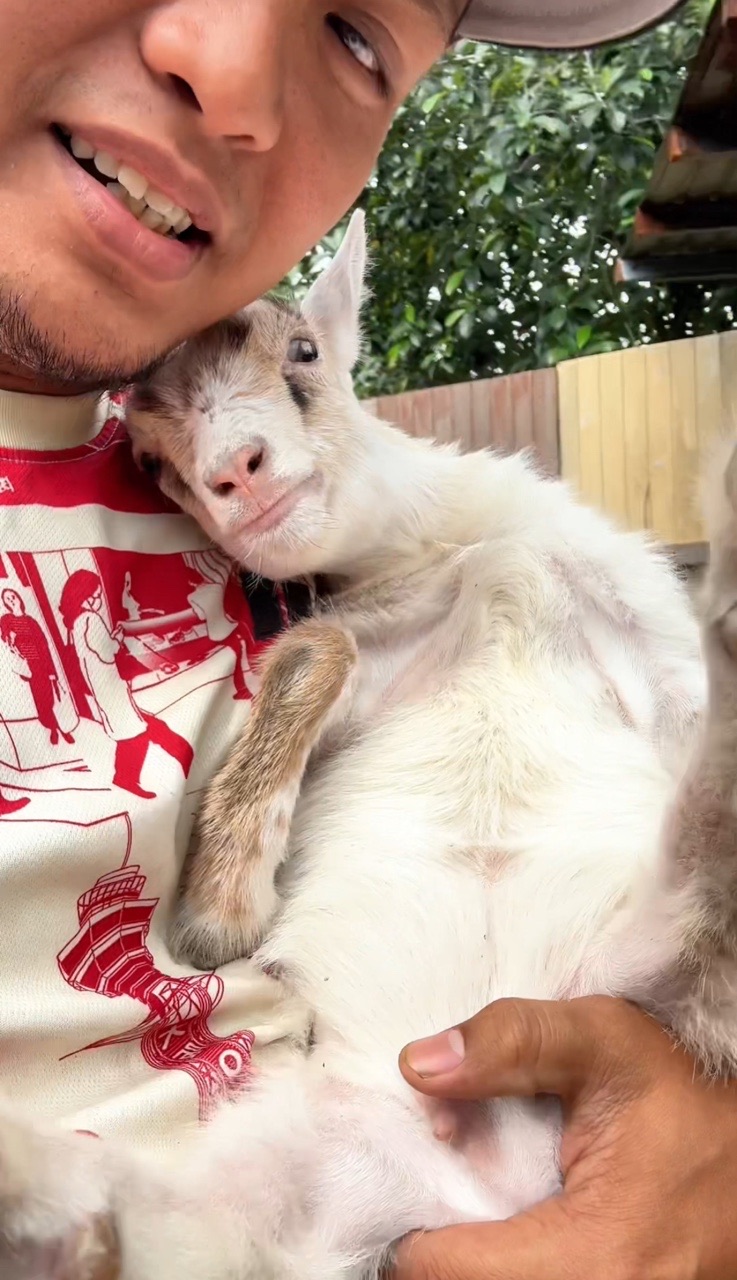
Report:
231,475,322,543
235,486,309,540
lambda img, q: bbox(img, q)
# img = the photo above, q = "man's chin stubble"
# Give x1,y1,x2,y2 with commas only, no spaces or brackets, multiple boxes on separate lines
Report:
0,284,169,395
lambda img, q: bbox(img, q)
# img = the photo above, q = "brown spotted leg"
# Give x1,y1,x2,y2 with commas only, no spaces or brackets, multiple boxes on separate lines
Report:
656,441,737,1072
170,620,358,970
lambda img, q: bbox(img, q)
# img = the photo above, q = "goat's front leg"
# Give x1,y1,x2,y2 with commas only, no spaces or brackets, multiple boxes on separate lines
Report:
655,440,737,1071
170,620,358,970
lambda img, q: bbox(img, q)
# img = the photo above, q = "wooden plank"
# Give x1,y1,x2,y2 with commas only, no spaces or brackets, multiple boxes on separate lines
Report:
621,346,650,532
405,387,435,441
692,333,723,543
720,330,737,433
645,342,675,540
557,359,582,495
396,391,419,436
598,351,628,527
511,371,535,455
488,376,515,456
694,333,723,465
373,395,395,424
449,381,473,450
531,368,560,476
468,378,499,455
669,338,700,544
399,389,418,437
576,354,604,509
428,384,454,444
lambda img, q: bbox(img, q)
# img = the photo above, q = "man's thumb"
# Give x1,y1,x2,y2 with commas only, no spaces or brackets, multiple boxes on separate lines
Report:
398,996,623,1102
390,1201,577,1280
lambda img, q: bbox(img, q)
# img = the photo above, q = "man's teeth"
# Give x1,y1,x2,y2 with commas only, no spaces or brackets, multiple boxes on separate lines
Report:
118,164,147,200
69,134,193,237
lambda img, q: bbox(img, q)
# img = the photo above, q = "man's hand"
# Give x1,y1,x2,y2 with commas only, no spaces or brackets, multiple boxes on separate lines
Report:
392,997,737,1280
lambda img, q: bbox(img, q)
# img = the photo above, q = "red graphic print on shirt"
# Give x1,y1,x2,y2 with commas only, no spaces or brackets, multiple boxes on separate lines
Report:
0,590,73,745
57,812,254,1118
0,545,263,799
0,418,294,1112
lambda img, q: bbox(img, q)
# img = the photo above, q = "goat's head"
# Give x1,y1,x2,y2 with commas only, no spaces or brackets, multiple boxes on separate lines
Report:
126,210,370,580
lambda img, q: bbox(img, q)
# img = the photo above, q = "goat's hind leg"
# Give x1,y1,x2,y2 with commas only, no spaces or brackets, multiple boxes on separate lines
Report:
654,440,737,1070
170,620,358,969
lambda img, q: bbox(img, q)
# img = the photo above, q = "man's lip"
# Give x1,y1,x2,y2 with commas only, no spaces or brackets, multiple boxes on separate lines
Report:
55,136,206,285
58,121,224,239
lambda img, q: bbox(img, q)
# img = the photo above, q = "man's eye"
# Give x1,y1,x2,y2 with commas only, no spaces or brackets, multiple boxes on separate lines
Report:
138,453,162,480
326,14,386,91
287,338,319,364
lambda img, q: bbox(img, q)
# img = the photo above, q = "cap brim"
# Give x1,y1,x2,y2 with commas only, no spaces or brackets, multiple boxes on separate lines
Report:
457,0,687,50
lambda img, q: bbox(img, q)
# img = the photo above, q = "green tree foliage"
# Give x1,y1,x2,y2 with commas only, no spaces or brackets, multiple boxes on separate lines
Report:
286,0,733,397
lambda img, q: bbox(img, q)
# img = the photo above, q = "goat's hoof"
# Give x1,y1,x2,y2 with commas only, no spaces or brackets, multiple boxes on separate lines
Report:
169,893,275,971
63,1214,122,1280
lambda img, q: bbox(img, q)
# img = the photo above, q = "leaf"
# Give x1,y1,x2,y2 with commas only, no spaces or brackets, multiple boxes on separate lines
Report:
445,308,467,329
578,104,601,128
536,114,568,135
421,91,444,116
445,269,467,296
459,313,475,339
576,325,593,350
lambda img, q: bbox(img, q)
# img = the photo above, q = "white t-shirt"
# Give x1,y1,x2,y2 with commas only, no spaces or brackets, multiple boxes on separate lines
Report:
0,389,308,1153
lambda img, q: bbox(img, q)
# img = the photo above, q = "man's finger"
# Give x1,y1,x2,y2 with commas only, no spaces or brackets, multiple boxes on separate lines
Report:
398,996,636,1102
391,1200,581,1280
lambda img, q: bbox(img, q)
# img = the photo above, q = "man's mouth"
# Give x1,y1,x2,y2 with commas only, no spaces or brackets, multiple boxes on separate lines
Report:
52,126,209,247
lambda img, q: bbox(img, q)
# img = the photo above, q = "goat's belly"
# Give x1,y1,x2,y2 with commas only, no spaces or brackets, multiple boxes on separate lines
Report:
258,740,675,1085
249,735,677,1263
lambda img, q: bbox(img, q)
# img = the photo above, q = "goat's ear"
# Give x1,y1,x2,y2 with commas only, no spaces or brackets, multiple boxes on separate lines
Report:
302,209,367,372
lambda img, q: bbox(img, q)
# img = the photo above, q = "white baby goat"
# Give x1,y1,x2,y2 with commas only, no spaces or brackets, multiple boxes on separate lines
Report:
2,210,737,1280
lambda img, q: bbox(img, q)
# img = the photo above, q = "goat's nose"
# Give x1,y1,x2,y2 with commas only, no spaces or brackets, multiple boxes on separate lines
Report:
206,442,268,497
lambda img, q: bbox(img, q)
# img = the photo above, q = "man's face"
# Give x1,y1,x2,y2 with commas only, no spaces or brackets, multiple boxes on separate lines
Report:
0,0,452,392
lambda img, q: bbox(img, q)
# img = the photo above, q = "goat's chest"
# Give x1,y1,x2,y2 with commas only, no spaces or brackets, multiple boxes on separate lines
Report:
345,620,452,729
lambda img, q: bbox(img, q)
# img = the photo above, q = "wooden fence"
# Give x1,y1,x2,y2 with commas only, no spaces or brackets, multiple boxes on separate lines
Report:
362,329,737,550
558,331,737,549
362,367,560,477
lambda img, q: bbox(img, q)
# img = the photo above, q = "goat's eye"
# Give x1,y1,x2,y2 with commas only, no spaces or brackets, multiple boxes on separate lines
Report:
287,337,319,364
138,452,162,480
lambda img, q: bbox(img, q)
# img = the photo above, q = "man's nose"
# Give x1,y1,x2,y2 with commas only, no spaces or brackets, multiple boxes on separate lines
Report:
205,441,271,499
141,0,287,150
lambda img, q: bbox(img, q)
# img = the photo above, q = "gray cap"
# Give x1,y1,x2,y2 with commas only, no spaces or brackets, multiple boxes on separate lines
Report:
457,0,687,49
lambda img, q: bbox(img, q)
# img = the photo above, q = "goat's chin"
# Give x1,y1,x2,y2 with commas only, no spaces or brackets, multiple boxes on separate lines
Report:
229,516,336,583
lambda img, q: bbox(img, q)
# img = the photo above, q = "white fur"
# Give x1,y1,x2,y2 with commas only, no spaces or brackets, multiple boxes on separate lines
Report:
4,214,728,1279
